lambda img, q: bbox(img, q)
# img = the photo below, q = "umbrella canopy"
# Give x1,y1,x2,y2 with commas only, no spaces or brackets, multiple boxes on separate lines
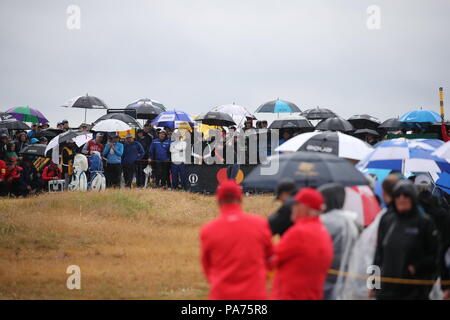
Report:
435,172,450,195
45,130,83,152
19,144,50,157
211,103,256,119
432,141,450,160
6,106,48,124
378,117,404,130
268,115,313,130
151,110,195,129
348,114,380,130
354,129,380,136
301,107,336,120
357,138,450,174
255,99,301,113
399,109,441,123
92,119,131,132
62,94,108,110
343,186,381,227
37,129,64,139
0,112,14,121
316,117,354,132
195,111,236,127
126,98,166,120
0,118,31,130
94,113,141,128
275,131,373,161
243,151,369,192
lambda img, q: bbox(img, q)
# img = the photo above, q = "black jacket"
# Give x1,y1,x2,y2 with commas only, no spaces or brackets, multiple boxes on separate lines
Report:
268,197,295,236
418,190,450,290
374,207,439,300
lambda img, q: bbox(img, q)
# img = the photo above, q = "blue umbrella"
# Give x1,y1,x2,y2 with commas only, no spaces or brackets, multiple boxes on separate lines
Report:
357,138,450,174
399,109,441,123
436,172,450,195
151,110,194,129
255,99,301,113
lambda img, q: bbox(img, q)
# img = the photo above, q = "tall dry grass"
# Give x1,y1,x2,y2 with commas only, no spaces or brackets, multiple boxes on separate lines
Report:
0,189,276,299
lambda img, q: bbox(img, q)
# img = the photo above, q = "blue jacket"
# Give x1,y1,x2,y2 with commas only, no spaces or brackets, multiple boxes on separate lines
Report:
122,141,144,165
149,138,171,161
102,142,124,164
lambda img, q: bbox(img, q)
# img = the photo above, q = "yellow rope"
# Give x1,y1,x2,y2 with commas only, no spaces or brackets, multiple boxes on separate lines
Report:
328,268,450,285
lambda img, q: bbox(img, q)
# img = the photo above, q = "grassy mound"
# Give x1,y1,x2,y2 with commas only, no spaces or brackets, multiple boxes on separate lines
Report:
0,189,276,299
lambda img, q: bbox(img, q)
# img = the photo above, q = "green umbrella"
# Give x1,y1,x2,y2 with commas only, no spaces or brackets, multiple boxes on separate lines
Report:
6,106,49,124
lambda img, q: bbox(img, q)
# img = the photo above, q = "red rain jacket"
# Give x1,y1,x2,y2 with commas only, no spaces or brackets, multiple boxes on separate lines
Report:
0,160,6,180
42,165,62,181
200,203,273,300
271,216,333,300
4,165,22,185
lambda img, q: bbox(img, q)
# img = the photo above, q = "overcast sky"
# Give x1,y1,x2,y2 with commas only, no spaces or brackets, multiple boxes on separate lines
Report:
1,0,449,126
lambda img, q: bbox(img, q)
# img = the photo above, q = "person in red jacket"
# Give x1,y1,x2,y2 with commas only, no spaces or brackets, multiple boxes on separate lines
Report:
200,179,273,300
0,159,7,196
271,188,334,300
4,158,27,196
42,162,62,188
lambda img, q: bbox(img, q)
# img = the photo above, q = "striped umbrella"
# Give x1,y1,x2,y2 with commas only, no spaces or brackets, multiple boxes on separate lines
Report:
6,106,48,124
357,138,450,174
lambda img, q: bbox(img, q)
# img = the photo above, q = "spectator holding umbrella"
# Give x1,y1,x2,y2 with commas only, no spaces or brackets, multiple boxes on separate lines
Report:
27,124,38,139
200,179,273,299
271,188,333,300
62,120,70,131
121,133,144,188
102,134,124,188
268,179,298,236
372,180,439,300
149,130,171,188
0,133,8,160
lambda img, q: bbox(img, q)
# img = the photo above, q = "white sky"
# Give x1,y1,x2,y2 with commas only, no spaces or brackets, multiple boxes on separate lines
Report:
1,0,449,126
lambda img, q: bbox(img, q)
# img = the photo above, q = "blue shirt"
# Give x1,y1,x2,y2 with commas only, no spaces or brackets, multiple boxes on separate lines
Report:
122,141,144,165
102,142,124,164
149,138,171,161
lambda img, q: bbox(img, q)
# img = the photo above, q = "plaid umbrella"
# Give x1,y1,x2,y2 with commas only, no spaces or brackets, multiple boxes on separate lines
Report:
6,106,48,124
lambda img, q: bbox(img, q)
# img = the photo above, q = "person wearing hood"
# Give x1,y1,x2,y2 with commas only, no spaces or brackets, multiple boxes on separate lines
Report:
200,180,273,299
318,183,359,300
268,179,297,236
372,180,439,300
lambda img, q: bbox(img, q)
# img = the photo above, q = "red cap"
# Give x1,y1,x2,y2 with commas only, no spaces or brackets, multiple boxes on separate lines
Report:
294,188,324,211
216,179,243,202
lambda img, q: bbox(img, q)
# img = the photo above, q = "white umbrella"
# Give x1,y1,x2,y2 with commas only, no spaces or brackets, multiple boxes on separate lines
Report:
432,141,450,160
275,131,373,161
92,119,131,132
73,133,93,147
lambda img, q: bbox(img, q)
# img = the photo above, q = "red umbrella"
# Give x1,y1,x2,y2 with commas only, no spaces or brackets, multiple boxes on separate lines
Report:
343,185,381,227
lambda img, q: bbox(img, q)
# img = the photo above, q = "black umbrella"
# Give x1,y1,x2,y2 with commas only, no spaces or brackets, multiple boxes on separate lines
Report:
348,114,380,130
195,111,236,127
126,99,166,120
0,118,31,130
0,112,14,121
242,152,369,192
94,113,141,128
354,129,380,136
269,116,314,130
316,117,354,132
36,128,64,139
19,144,50,157
61,94,108,123
301,107,336,120
378,118,404,130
